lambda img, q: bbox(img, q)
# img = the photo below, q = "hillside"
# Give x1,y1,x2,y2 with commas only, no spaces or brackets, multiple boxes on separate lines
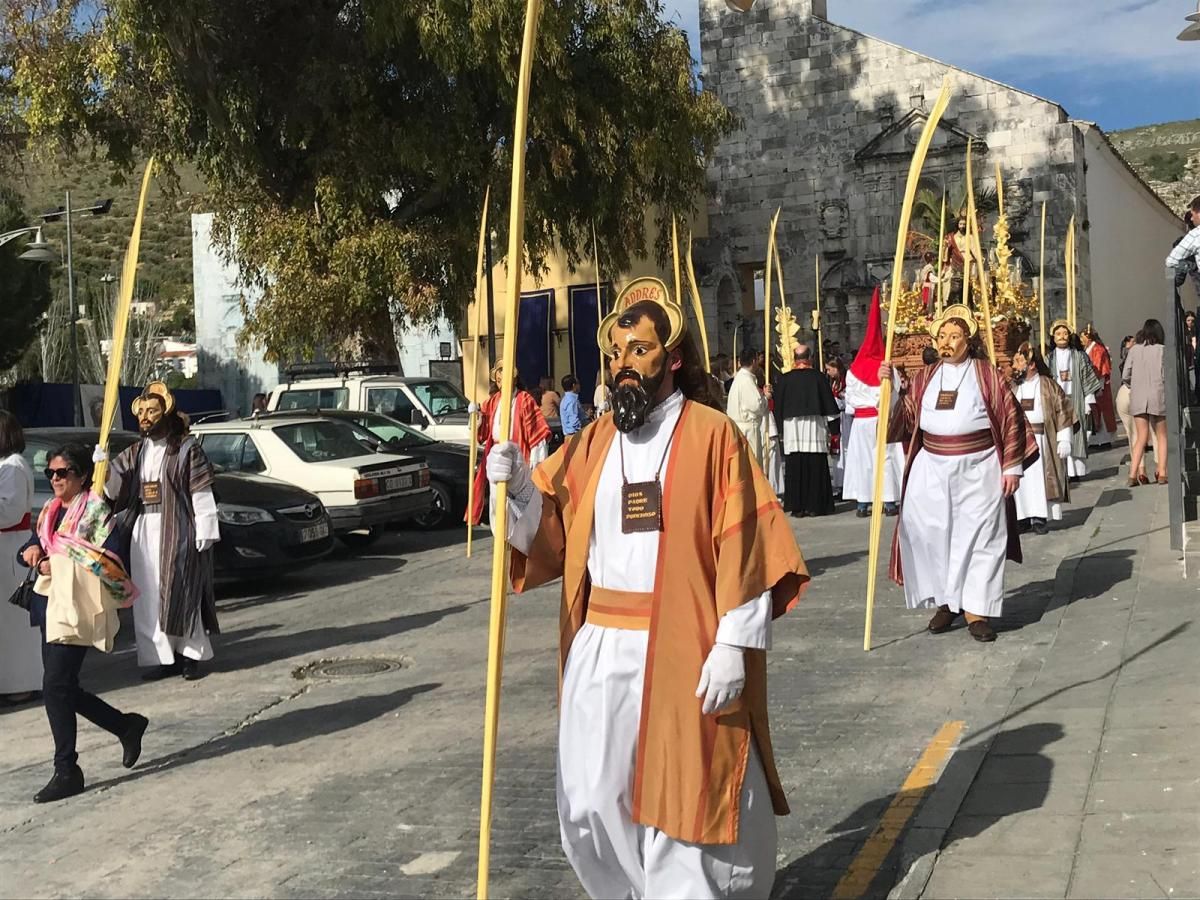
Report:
7,153,206,337
1111,118,1200,215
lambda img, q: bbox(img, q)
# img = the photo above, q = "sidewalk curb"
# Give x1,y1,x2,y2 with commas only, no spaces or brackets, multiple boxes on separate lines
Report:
886,480,1119,900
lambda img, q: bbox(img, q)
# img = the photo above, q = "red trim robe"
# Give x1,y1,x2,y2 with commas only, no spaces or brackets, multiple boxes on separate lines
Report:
467,389,552,526
886,359,1039,585
1086,341,1117,434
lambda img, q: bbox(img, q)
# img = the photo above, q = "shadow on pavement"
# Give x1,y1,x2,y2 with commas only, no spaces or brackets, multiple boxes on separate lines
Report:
806,549,869,577
213,600,482,672
996,549,1135,635
90,682,441,792
772,723,1063,900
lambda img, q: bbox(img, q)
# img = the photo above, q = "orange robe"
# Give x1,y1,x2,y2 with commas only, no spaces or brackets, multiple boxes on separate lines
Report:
510,399,809,845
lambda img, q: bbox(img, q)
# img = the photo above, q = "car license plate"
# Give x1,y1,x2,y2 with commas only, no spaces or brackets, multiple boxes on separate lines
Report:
301,521,330,543
384,474,413,493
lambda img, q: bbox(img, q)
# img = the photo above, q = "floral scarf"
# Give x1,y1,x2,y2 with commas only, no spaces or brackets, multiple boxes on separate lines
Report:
37,490,138,608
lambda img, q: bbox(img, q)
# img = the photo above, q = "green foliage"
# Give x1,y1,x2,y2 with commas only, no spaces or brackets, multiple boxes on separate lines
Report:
2,0,736,362
1142,152,1186,184
0,184,53,370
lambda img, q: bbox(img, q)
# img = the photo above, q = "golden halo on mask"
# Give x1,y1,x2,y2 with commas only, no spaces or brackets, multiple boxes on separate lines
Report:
596,276,687,355
131,381,176,418
929,303,979,338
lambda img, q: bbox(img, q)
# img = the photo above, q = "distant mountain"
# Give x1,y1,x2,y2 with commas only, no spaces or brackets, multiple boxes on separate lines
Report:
7,152,206,337
1111,118,1200,215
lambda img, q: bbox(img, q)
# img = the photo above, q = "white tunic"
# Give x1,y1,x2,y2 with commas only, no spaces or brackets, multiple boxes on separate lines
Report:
510,390,778,899
487,399,549,528
830,394,851,491
726,368,766,461
1054,347,1092,477
1013,376,1068,522
842,372,904,504
130,438,220,666
897,361,1020,619
0,453,41,694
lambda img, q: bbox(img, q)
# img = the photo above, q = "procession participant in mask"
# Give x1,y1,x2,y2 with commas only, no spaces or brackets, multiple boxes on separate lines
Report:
880,306,1038,643
1010,343,1076,535
487,276,808,899
466,361,551,528
1081,325,1117,450
104,382,219,680
843,287,904,518
1049,319,1104,481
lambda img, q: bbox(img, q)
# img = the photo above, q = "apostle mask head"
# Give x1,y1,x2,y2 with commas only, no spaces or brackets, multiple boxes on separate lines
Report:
607,302,681,433
1052,325,1071,349
936,319,971,363
132,381,186,441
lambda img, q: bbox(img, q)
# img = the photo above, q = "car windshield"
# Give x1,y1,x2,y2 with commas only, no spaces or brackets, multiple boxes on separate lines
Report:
412,381,469,417
272,421,373,462
351,413,436,449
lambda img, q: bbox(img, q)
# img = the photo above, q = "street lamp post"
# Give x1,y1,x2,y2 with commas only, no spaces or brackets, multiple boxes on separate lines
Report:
38,193,113,427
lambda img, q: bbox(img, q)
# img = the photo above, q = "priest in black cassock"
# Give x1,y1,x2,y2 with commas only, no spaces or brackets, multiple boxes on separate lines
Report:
773,343,841,517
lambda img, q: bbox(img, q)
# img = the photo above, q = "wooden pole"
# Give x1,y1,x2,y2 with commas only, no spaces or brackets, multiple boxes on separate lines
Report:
1039,201,1047,357
762,208,781,470
995,162,1005,217
1066,216,1077,332
965,139,995,364
94,158,156,492
815,255,824,371
935,192,947,316
672,215,683,326
684,233,711,372
477,2,541,896
593,222,605,396
466,187,490,560
863,76,953,653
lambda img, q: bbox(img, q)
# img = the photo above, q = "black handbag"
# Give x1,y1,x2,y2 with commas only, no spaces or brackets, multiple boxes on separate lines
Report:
7,567,37,612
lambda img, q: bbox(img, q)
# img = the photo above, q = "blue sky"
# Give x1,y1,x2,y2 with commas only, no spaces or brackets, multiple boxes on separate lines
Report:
662,0,1200,131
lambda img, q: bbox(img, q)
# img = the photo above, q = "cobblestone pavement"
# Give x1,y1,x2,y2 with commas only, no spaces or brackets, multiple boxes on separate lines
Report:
0,446,1147,899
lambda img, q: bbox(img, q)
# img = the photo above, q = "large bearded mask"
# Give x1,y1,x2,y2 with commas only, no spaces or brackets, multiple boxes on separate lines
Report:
132,381,176,439
1053,327,1071,349
608,315,674,434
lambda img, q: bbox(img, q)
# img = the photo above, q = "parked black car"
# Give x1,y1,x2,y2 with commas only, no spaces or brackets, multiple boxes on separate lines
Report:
24,428,334,579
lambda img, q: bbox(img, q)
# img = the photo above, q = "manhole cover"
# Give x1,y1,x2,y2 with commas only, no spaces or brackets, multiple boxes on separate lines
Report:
294,657,411,680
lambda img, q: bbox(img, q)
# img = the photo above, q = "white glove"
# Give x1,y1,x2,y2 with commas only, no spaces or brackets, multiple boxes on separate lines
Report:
486,441,533,505
468,402,481,415
1057,440,1072,459
695,643,746,716
195,538,216,553
92,445,109,464
1085,393,1095,412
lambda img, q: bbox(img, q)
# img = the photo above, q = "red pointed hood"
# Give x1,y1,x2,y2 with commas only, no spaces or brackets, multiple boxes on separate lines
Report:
849,286,884,387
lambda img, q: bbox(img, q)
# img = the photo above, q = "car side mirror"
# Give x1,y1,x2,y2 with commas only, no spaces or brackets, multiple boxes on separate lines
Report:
409,410,429,428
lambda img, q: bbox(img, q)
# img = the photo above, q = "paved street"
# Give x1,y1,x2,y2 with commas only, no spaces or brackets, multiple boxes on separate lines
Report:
0,442,1192,899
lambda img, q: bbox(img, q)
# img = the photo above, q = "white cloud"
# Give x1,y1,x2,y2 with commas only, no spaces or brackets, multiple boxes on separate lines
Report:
662,0,1198,75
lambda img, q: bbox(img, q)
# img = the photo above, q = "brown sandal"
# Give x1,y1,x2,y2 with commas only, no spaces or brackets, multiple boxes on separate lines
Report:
968,619,997,642
1157,474,1168,485
927,606,959,634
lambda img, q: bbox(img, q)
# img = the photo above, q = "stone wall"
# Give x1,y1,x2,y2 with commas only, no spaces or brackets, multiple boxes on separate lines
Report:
695,0,1088,355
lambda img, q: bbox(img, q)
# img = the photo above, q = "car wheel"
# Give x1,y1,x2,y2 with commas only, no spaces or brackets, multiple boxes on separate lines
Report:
412,480,454,529
339,526,382,549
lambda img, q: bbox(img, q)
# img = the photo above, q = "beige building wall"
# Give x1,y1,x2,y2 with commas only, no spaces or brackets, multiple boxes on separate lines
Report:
459,211,709,403
1079,122,1184,352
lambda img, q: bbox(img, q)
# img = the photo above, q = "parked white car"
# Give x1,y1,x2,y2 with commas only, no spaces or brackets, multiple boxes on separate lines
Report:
191,416,433,548
267,375,474,445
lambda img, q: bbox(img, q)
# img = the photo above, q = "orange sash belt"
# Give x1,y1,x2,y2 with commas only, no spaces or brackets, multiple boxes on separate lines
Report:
586,586,654,631
923,429,994,456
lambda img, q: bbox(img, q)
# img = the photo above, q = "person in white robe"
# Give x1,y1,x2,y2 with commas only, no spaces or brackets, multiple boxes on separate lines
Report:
882,306,1036,643
0,414,41,701
1011,347,1074,535
487,278,808,899
725,348,769,463
1050,322,1103,479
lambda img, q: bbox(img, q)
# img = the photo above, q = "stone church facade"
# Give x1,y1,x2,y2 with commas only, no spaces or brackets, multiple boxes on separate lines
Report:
694,0,1180,357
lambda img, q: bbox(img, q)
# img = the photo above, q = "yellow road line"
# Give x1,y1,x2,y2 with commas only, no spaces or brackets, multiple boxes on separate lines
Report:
831,720,965,900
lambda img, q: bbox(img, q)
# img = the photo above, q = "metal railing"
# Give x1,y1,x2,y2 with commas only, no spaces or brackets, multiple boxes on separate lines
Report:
1167,267,1186,551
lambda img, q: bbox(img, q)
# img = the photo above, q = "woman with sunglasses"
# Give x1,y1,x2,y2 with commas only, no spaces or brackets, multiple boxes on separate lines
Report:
0,411,41,705
18,442,147,803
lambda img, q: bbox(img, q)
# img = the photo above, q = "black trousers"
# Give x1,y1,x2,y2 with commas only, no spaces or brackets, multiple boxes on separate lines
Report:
41,640,127,772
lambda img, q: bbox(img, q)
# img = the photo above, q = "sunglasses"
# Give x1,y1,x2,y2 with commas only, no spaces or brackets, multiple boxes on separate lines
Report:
44,467,80,481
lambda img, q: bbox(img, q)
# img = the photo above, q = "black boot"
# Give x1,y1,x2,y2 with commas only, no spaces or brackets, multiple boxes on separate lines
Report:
141,661,181,682
120,713,149,769
180,658,201,681
1031,517,1048,535
33,766,85,803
